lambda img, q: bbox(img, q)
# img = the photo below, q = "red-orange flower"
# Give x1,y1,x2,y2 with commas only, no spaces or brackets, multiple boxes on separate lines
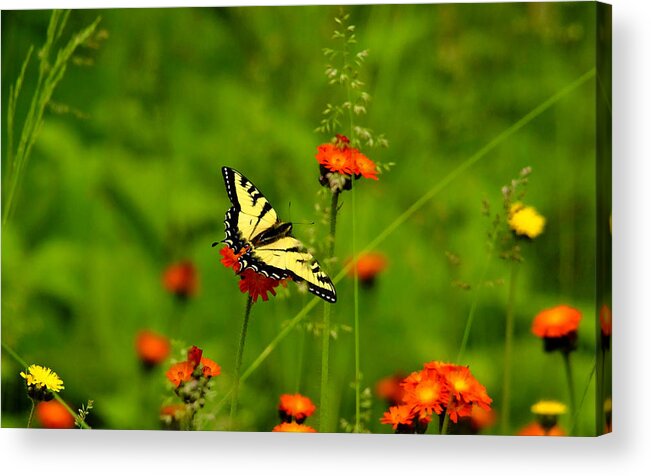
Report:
439,364,492,423
316,143,355,175
380,405,414,430
220,246,244,272
163,261,199,298
160,404,186,419
600,304,612,337
36,401,75,429
351,149,378,180
402,372,449,419
316,135,379,181
376,374,405,405
532,305,582,338
136,330,171,367
278,393,316,423
349,252,387,285
518,422,565,436
272,422,317,433
470,405,496,432
238,268,287,303
165,361,194,387
200,357,221,378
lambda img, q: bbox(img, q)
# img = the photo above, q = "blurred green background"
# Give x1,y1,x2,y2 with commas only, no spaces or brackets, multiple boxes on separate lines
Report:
1,3,606,434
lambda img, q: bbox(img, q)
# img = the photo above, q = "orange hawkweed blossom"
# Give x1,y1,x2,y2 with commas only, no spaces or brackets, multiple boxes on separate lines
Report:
220,246,288,303
518,422,565,436
375,374,406,406
272,422,317,433
349,252,387,286
380,405,415,431
135,330,170,367
163,260,199,298
600,304,612,337
165,346,221,387
36,401,75,429
165,361,195,388
532,305,582,353
380,361,493,433
278,393,316,423
316,134,379,191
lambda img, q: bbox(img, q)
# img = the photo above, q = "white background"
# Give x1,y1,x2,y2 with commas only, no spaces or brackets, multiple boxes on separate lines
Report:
1,0,649,474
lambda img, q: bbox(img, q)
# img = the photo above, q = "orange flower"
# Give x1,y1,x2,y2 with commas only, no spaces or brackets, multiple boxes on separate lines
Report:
600,304,612,337
278,393,316,423
439,365,492,423
36,401,75,429
375,374,405,405
402,373,449,419
219,246,243,273
470,406,496,432
163,261,199,298
160,404,186,419
165,361,194,387
200,357,221,378
135,330,170,367
380,405,414,430
532,305,582,338
518,422,565,436
349,252,387,285
316,143,355,175
351,150,378,180
238,268,287,303
316,135,379,180
272,422,317,433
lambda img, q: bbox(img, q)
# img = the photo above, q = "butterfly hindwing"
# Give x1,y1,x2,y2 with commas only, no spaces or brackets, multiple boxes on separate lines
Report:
221,166,337,303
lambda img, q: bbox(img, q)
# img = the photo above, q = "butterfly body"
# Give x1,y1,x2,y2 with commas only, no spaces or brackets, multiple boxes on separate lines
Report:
221,166,337,303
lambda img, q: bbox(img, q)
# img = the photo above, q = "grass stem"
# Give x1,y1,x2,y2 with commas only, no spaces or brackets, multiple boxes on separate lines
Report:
229,295,254,430
500,261,520,434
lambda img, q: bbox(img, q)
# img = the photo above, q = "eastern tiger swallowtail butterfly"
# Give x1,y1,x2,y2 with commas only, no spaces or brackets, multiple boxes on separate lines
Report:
220,166,337,303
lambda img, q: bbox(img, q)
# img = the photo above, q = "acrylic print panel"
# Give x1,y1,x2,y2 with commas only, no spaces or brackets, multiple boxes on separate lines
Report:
1,2,611,435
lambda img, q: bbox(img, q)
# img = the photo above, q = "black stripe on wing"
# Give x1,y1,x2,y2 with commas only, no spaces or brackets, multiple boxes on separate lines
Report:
222,166,241,209
241,252,337,303
223,207,247,253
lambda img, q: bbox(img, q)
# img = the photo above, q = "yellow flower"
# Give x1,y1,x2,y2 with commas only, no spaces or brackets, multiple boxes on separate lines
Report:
20,365,64,393
531,400,567,416
508,202,545,239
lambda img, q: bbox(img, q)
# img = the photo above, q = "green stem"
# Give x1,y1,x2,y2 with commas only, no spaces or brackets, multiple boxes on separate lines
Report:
226,68,596,396
230,295,254,430
456,238,497,362
596,345,606,435
563,351,577,435
352,179,361,432
27,400,35,428
440,409,450,435
570,359,596,435
500,261,520,435
319,190,340,432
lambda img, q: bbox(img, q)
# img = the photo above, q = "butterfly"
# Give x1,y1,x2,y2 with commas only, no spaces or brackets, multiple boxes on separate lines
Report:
219,166,337,303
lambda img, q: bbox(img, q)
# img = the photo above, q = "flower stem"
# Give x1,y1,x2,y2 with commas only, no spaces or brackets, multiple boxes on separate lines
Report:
440,410,451,435
500,261,520,435
456,237,497,362
27,400,35,428
319,190,340,432
352,180,361,432
563,351,577,435
230,295,254,430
